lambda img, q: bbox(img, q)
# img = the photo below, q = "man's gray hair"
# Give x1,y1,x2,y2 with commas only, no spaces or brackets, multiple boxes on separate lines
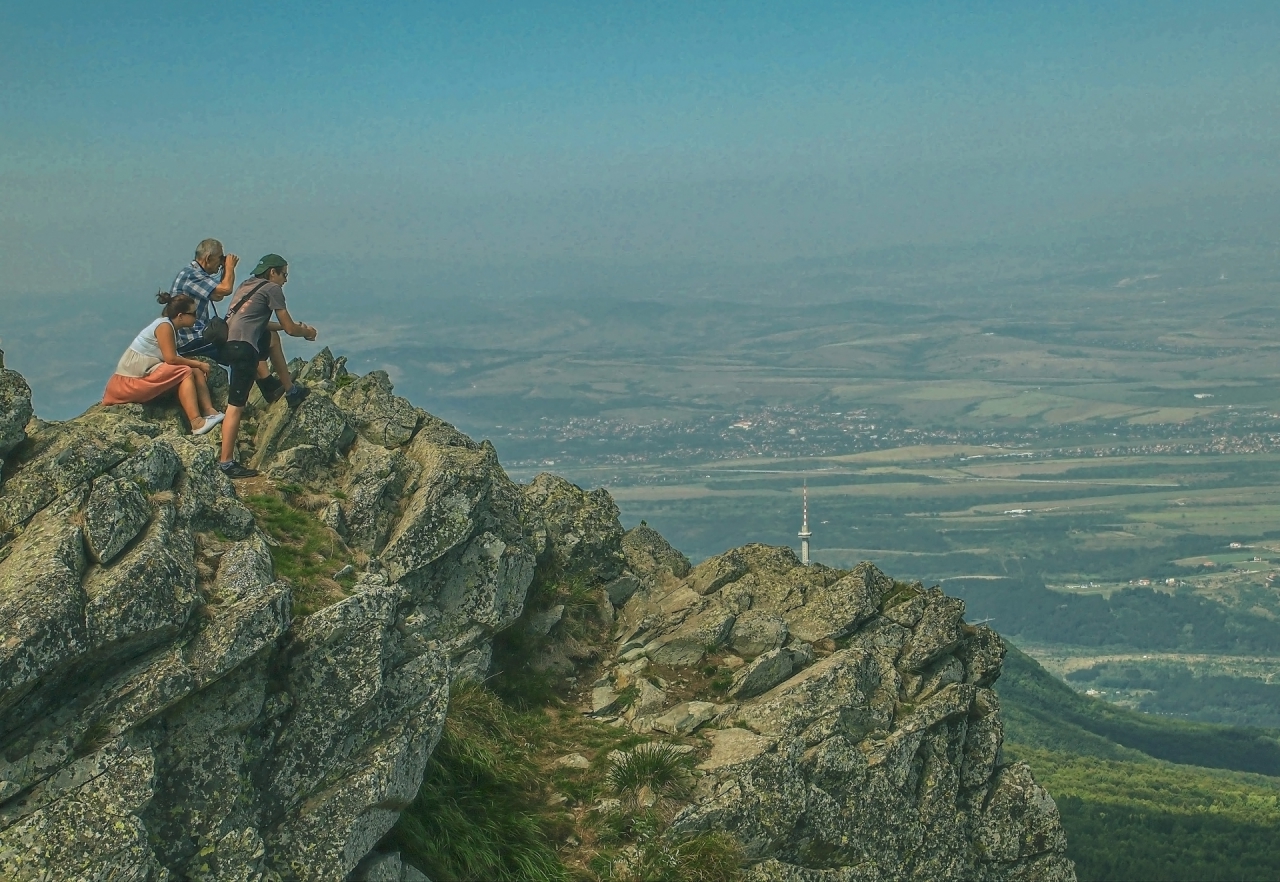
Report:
194,238,224,262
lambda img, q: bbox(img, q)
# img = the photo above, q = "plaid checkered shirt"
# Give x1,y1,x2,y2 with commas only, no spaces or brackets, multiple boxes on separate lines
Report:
170,261,222,348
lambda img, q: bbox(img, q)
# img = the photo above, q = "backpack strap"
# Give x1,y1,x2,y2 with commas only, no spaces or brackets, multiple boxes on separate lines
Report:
228,280,272,317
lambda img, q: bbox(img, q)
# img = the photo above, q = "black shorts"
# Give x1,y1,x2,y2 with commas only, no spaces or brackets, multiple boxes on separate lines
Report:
223,341,260,408
179,331,273,366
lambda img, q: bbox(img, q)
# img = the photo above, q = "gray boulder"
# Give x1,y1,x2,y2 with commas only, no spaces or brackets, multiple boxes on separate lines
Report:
83,476,152,565
523,473,625,585
333,370,421,448
0,349,33,465
617,545,1075,881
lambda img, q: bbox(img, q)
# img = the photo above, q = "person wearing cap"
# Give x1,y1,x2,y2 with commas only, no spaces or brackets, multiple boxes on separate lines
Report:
218,254,318,478
170,237,293,403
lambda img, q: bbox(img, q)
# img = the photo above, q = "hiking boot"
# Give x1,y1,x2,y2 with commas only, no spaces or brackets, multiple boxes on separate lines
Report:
219,460,259,479
284,384,310,408
257,375,285,404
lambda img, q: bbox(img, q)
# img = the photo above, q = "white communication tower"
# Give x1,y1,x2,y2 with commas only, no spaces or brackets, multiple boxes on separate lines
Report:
798,481,812,566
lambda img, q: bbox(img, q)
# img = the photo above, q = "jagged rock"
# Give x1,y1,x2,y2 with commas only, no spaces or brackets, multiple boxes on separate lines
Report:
783,564,885,643
333,370,421,448
214,533,276,602
83,476,152,564
0,408,143,532
647,603,736,666
899,589,966,672
170,438,255,538
652,700,718,735
523,473,625,585
251,391,356,471
977,763,1071,869
605,572,641,606
592,685,619,713
109,438,181,492
622,523,691,588
632,678,668,715
0,357,1073,882
321,499,346,534
341,443,411,551
625,547,1073,880
688,547,749,595
728,647,797,700
265,442,331,482
729,609,789,656
298,347,337,383
0,360,528,881
528,604,565,636
0,350,33,466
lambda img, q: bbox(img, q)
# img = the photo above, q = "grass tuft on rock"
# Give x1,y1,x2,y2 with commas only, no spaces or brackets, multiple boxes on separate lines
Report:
384,682,568,882
595,811,743,882
242,493,356,616
607,742,693,808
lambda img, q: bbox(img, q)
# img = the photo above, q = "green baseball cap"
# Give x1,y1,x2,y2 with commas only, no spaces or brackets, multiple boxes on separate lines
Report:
251,254,288,276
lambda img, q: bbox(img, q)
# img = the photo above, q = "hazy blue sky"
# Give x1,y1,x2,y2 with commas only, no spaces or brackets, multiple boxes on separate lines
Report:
4,1,1280,419
4,1,1279,296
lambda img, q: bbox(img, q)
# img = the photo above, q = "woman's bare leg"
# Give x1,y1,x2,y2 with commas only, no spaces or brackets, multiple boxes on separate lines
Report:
194,370,216,416
176,372,206,431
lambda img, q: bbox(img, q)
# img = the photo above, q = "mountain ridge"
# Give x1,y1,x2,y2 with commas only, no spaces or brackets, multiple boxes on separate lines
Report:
0,348,1072,881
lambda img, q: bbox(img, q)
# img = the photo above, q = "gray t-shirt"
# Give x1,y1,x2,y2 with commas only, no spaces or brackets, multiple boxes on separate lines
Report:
226,279,287,352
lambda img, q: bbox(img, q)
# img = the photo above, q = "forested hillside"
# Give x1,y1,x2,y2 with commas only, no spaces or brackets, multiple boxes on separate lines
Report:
999,646,1280,881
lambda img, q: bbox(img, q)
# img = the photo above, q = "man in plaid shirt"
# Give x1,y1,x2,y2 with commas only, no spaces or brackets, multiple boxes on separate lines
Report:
171,237,287,402
171,238,239,354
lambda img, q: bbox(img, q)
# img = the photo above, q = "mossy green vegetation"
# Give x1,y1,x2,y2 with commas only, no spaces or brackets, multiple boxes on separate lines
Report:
242,492,357,616
383,683,568,882
384,682,743,882
1000,643,1280,880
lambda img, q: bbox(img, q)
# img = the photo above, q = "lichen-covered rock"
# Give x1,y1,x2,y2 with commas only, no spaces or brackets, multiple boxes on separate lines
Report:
83,476,152,564
729,609,789,656
0,360,536,881
523,472,625,585
110,438,181,492
622,523,691,588
623,548,1074,881
0,356,1073,882
0,349,33,467
251,390,357,472
333,370,421,448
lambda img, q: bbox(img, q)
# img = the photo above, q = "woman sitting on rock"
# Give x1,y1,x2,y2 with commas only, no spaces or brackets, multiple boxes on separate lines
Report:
102,294,225,435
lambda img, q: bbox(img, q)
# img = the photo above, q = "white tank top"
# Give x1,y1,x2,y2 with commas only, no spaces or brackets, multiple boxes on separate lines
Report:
128,318,174,360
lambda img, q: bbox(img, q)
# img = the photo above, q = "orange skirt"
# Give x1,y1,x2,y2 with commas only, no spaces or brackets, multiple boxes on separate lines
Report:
102,363,191,406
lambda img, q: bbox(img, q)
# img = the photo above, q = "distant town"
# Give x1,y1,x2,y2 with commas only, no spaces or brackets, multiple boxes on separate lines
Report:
492,403,1280,477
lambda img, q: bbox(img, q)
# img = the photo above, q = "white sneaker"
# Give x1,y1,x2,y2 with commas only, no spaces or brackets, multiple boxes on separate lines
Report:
193,414,222,436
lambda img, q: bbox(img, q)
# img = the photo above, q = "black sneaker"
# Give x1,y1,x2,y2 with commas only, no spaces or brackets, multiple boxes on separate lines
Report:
284,384,311,408
257,375,285,404
219,460,259,479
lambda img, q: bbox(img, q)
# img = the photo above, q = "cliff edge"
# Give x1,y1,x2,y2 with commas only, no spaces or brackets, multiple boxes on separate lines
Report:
0,348,1073,881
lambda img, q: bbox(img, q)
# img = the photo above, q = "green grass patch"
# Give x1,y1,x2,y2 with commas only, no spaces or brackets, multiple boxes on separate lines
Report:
243,493,356,617
384,683,568,882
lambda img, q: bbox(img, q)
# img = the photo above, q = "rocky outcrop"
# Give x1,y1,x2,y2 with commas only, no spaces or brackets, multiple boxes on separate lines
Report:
0,349,32,476
591,542,1076,880
0,351,537,880
0,348,1073,881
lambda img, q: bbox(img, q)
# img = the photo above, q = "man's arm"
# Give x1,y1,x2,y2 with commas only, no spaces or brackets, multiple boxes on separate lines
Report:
274,307,317,341
211,254,239,300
